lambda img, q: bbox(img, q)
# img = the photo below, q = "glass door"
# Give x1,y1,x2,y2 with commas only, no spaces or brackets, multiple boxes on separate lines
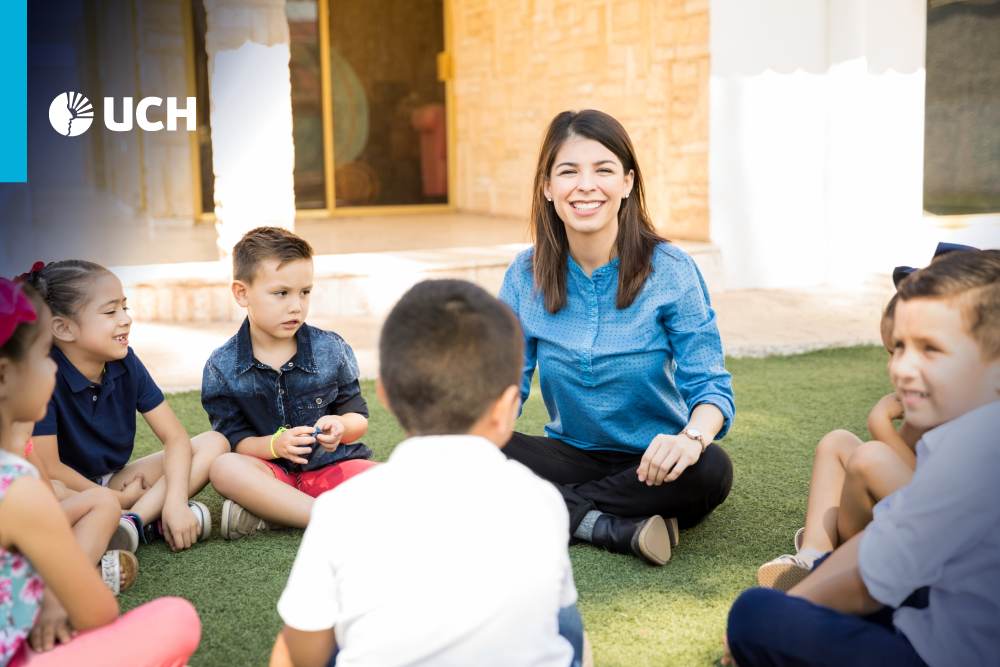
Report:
326,0,448,208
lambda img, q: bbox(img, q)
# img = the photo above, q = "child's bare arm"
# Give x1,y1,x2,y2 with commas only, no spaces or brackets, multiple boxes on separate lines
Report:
867,394,915,466
278,626,337,667
236,426,318,465
0,477,118,631
32,434,106,492
143,402,198,550
789,531,883,615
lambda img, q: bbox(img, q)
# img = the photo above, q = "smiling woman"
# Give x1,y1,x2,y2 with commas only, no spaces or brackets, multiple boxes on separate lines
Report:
499,110,736,566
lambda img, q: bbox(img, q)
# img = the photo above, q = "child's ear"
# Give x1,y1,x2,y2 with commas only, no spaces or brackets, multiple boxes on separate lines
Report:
51,316,76,344
231,280,249,307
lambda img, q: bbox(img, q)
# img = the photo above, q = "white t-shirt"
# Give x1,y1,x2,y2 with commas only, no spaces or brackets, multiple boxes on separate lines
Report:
278,434,577,667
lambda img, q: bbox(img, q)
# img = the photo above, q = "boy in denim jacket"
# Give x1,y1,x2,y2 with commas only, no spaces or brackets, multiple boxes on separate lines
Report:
203,227,376,539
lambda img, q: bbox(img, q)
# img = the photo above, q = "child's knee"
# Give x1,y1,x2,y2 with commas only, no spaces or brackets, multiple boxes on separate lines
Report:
193,430,231,459
845,441,895,484
208,452,241,490
815,429,860,460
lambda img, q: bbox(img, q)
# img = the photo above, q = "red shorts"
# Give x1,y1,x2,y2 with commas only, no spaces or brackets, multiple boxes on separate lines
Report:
261,458,378,498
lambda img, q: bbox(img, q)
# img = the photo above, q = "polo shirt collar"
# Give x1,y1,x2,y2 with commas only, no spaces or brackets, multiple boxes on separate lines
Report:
52,345,125,393
234,317,317,374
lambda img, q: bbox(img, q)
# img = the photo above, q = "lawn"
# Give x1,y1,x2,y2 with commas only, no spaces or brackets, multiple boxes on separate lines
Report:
122,346,892,666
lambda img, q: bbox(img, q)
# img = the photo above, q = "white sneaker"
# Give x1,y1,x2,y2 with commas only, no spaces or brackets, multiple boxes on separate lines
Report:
109,515,140,553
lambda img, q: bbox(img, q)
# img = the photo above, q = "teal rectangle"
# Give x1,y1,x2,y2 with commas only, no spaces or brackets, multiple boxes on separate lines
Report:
0,0,27,182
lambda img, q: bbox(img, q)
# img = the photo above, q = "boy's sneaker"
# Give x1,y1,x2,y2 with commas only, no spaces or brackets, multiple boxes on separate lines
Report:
99,549,139,596
220,499,274,540
756,553,813,591
109,515,140,553
119,501,212,546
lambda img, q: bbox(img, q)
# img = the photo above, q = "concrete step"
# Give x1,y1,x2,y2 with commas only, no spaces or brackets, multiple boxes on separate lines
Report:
114,241,725,323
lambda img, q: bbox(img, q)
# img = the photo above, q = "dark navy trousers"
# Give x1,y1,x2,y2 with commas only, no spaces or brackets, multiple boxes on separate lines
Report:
727,587,928,667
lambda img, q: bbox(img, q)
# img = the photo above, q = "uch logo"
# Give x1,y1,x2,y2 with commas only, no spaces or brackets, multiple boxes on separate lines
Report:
48,91,196,136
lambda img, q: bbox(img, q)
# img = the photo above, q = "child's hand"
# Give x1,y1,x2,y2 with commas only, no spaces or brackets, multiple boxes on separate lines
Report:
313,416,346,451
116,475,147,508
870,392,904,422
162,498,199,551
30,589,74,652
275,426,316,465
720,632,736,666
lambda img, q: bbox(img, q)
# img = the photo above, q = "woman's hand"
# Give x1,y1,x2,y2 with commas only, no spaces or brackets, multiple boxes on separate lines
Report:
30,589,74,652
637,433,702,486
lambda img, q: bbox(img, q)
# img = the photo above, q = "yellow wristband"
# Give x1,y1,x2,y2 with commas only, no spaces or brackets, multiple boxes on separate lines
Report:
270,427,287,459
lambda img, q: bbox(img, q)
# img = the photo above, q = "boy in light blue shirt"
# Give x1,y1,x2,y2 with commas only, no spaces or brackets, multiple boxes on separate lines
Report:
726,249,1000,667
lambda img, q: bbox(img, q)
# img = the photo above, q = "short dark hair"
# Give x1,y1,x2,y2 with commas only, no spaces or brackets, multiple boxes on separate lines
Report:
378,280,524,435
897,249,1000,359
232,227,313,283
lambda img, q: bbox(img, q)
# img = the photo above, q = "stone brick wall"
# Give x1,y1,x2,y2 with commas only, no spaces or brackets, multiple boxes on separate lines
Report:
450,0,710,240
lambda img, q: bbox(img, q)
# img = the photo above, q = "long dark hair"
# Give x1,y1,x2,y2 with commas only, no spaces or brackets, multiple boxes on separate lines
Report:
530,110,664,313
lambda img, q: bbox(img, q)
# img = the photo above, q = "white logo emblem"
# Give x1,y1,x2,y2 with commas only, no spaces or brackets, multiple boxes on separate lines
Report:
48,92,94,137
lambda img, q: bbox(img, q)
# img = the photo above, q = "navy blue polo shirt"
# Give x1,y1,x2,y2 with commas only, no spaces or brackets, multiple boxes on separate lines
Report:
33,346,165,479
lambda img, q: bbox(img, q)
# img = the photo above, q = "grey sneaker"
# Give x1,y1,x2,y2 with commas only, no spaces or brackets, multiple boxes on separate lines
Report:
220,499,274,540
794,526,805,552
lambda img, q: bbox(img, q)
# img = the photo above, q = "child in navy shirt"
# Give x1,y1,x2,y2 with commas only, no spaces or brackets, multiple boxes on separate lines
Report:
203,227,376,540
26,260,228,552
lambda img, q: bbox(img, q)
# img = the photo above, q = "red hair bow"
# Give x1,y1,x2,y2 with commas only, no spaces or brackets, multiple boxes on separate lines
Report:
15,261,46,285
0,278,38,348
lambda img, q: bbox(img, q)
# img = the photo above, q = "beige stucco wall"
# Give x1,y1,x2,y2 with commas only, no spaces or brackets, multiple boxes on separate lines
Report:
450,0,710,241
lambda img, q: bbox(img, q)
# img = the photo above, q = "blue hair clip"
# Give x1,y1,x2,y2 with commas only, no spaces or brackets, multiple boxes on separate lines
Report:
892,241,979,288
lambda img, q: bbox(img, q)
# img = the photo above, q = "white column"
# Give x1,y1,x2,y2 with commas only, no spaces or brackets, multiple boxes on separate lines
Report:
203,0,296,259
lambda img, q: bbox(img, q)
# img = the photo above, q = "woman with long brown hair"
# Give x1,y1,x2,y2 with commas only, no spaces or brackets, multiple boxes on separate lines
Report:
499,110,735,566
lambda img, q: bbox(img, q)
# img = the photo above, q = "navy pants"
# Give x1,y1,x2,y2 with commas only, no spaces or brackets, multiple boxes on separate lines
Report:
326,604,585,666
727,588,928,667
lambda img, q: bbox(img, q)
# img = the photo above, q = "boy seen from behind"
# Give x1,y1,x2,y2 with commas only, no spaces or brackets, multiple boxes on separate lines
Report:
203,227,376,539
273,279,582,667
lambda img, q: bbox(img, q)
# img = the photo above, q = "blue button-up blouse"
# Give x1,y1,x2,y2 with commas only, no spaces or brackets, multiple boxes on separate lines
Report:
499,243,735,455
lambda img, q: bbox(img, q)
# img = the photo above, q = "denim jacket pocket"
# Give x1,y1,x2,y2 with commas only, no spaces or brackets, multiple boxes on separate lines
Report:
293,386,339,427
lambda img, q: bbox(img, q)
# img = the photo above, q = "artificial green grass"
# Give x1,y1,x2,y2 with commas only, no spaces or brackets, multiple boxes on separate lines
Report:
123,345,893,666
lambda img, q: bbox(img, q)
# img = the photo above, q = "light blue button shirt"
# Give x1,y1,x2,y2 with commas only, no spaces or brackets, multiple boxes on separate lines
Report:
499,243,735,455
860,400,1000,667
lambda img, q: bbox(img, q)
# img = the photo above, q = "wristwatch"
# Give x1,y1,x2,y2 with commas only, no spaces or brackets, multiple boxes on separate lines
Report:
681,427,709,452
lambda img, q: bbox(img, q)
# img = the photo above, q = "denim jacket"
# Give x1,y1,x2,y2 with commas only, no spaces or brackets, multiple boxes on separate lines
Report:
202,318,372,473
